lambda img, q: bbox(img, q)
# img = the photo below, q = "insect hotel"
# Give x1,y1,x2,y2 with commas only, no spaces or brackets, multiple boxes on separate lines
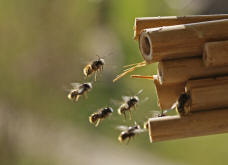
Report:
134,14,228,142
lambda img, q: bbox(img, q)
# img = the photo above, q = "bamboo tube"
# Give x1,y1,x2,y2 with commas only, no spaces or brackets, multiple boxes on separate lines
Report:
134,14,228,40
153,78,185,110
139,19,228,63
203,40,228,67
149,108,228,142
184,76,228,112
158,57,228,84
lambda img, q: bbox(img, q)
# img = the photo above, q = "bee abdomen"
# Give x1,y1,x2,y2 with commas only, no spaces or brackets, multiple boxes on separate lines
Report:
83,65,93,76
89,113,100,124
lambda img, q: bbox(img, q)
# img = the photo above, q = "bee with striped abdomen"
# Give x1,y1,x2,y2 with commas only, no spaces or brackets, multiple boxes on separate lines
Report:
89,107,113,127
117,89,147,120
67,82,92,102
117,122,144,144
83,55,105,81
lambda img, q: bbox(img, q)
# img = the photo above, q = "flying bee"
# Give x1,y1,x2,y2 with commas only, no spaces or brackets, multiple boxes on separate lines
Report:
117,122,144,144
117,89,147,120
67,82,92,102
89,107,113,127
83,55,105,81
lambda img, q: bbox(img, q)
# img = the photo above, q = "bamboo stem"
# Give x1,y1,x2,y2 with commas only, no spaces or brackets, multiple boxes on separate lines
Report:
149,108,228,142
158,57,228,84
153,78,185,110
139,19,228,63
203,40,228,67
184,76,228,112
134,14,228,40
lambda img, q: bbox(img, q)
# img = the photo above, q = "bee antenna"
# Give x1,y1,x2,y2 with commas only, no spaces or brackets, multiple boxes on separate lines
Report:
96,54,101,59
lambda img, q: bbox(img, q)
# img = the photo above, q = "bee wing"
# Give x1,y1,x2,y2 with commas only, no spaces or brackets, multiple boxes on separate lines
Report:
140,97,149,104
153,111,162,117
110,99,122,106
116,125,129,131
70,83,81,89
133,129,145,134
122,96,131,102
62,85,72,92
135,89,144,96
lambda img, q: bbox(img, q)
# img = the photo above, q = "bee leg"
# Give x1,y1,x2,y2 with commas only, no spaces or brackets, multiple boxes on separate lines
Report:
129,110,132,120
134,105,136,111
95,119,101,127
75,95,80,102
123,112,126,121
94,71,97,82
84,92,88,99
126,137,131,145
99,69,102,77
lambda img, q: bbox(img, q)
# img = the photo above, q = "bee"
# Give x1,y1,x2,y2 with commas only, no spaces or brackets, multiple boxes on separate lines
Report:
67,82,92,102
117,122,144,144
83,55,105,81
117,89,145,120
176,93,190,115
89,107,113,127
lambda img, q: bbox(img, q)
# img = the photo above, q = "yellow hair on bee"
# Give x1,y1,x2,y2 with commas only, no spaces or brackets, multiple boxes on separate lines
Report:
118,135,123,142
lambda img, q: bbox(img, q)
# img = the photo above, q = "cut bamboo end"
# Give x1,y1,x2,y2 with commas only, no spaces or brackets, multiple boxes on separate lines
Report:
184,76,228,112
139,31,153,63
203,40,228,67
149,108,228,142
158,57,228,84
134,14,228,40
139,19,228,63
153,78,185,110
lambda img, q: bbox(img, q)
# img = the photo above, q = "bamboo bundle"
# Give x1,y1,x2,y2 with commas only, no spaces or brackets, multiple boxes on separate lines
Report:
139,19,228,63
157,57,228,84
148,108,228,142
134,14,228,40
184,76,228,112
203,40,228,67
134,14,228,142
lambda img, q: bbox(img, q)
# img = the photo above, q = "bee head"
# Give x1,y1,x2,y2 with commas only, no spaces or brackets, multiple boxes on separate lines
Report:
131,96,139,103
83,82,92,89
105,107,113,113
99,58,105,65
89,113,99,124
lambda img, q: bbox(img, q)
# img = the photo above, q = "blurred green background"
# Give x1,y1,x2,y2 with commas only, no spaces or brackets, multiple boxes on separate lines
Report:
1,0,228,165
